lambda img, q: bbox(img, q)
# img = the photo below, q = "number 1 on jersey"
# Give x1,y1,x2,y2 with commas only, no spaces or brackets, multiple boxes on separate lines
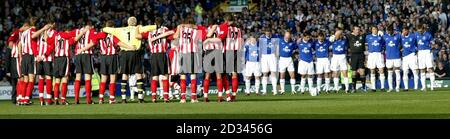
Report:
127,31,131,42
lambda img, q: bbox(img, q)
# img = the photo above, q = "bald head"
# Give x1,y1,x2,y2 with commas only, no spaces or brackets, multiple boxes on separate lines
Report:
128,17,137,26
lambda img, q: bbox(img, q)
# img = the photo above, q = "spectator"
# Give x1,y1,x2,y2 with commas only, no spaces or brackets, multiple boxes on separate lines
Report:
435,61,448,79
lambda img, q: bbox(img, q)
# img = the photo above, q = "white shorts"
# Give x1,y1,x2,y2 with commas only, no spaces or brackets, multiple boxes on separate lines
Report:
298,60,315,75
418,50,434,69
367,52,385,69
260,54,277,73
315,58,330,74
330,54,348,71
245,61,262,77
278,57,295,72
402,53,418,71
386,59,401,68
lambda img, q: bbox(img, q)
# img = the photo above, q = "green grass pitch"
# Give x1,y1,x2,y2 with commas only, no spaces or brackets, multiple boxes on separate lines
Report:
1,89,450,119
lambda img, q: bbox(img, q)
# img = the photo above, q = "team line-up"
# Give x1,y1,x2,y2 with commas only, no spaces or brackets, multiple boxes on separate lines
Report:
7,15,436,106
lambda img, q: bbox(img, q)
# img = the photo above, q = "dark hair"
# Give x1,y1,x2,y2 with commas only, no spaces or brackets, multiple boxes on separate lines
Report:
47,16,56,24
223,14,232,22
402,25,410,30
155,17,162,26
105,20,115,27
208,18,215,25
317,32,325,37
303,32,311,37
387,24,394,32
64,24,72,31
284,30,291,34
183,15,194,24
28,17,39,26
370,25,378,30
416,23,424,29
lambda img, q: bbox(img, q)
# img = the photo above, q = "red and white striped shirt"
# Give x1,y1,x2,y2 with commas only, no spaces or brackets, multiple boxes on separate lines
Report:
48,32,76,57
224,26,242,51
20,28,38,55
37,29,56,61
63,28,96,55
142,26,171,53
7,29,22,58
94,32,120,55
203,25,225,50
177,26,206,54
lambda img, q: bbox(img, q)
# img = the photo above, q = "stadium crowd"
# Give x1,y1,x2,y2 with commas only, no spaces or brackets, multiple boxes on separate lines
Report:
1,0,450,84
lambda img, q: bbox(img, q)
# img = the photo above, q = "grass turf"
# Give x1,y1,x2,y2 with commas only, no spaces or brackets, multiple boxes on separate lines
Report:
1,89,450,119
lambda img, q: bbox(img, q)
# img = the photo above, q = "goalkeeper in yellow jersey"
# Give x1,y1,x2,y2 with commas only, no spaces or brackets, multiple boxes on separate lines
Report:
102,17,156,103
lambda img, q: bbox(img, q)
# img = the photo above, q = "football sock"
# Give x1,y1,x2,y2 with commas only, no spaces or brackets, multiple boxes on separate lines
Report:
279,79,285,93
61,83,68,102
85,80,92,103
53,83,60,101
430,72,435,90
290,79,296,92
232,77,238,94
413,70,419,90
136,79,144,100
204,79,210,97
403,70,409,90
420,72,426,90
317,78,322,92
371,74,376,90
99,82,106,101
109,83,116,100
300,78,306,92
271,76,277,94
191,79,197,100
162,80,169,100
74,80,80,102
217,78,223,97
121,80,127,100
395,70,401,90
245,79,250,94
308,77,314,92
151,80,158,100
180,79,186,99
333,77,339,91
388,71,393,90
380,74,385,89
46,79,52,103
344,77,349,91
261,77,268,93
255,79,261,94
38,79,44,102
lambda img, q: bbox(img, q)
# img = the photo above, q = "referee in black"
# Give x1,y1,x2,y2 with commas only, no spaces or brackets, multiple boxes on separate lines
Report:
347,25,367,93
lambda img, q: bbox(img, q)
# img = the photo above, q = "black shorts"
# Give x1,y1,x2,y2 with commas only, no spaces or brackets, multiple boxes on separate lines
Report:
170,74,180,82
203,50,223,73
21,54,35,75
179,53,202,74
119,51,143,74
53,57,70,78
150,53,168,76
36,61,52,76
10,57,21,78
74,54,93,74
223,50,240,73
100,55,119,75
350,53,365,70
